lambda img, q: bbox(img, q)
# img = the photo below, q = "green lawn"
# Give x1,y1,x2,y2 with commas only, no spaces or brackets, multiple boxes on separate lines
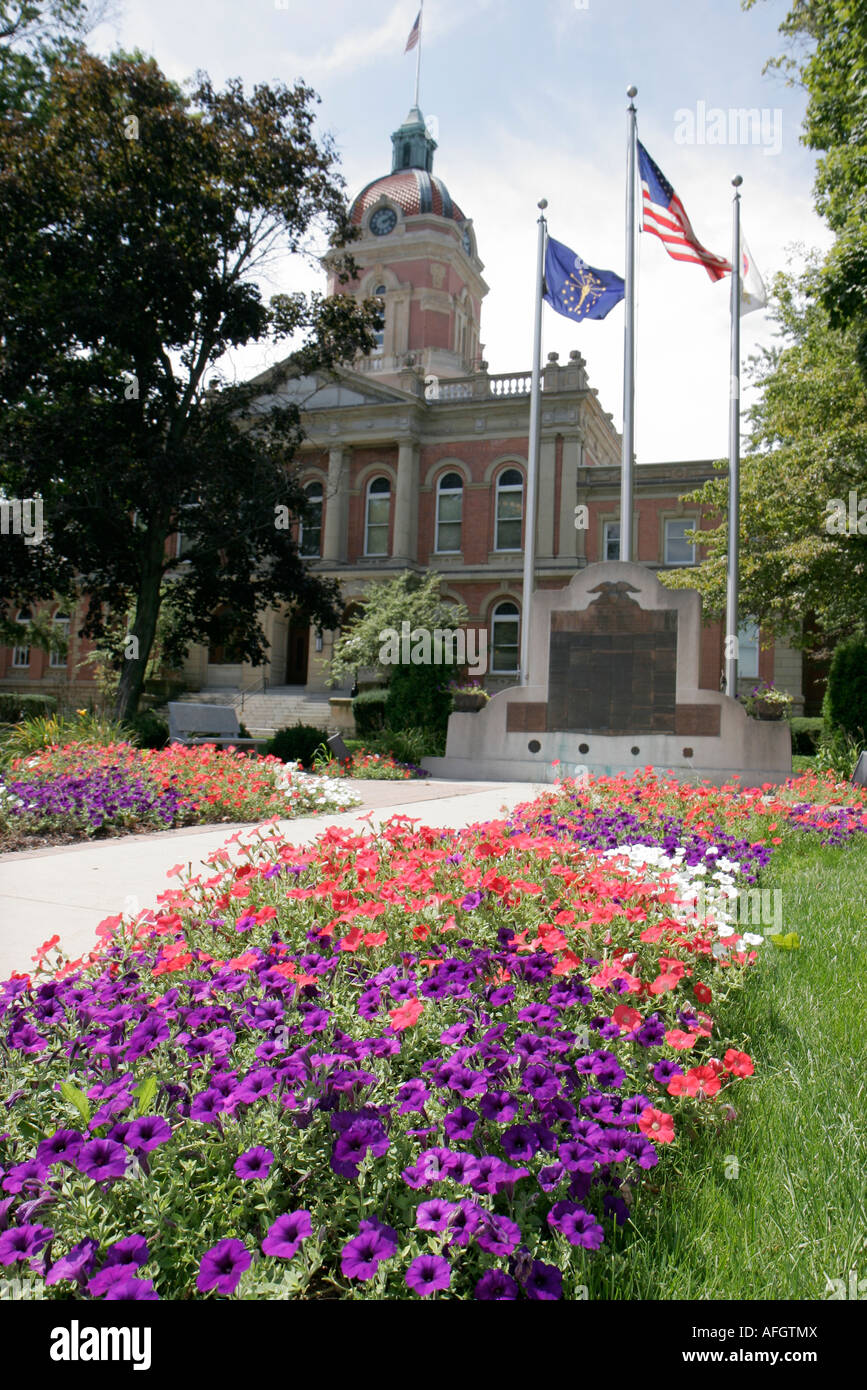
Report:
577,836,867,1300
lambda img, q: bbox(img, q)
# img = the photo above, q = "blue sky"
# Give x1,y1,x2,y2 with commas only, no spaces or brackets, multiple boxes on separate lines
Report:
90,0,829,462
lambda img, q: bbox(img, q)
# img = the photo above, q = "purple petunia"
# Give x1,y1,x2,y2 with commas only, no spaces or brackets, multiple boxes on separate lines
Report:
416,1199,459,1233
0,1223,53,1265
36,1129,84,1167
262,1210,312,1260
524,1259,563,1300
103,1275,159,1300
125,1115,172,1153
76,1138,127,1183
475,1268,519,1300
405,1253,451,1297
340,1222,396,1281
547,1200,605,1250
234,1147,275,1181
45,1238,100,1286
196,1238,251,1296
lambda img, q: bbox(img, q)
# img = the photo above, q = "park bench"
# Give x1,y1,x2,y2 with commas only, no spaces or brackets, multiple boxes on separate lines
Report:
167,702,269,750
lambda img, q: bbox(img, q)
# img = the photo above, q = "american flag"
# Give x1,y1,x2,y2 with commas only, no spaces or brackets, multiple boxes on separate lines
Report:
405,9,421,52
637,141,730,282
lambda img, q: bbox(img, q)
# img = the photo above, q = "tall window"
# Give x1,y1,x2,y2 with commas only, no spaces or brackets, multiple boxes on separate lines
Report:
664,517,697,565
435,472,463,553
491,601,520,673
365,476,391,556
495,468,523,551
737,621,760,680
372,284,387,353
299,481,323,557
50,612,70,668
12,608,31,668
603,521,621,562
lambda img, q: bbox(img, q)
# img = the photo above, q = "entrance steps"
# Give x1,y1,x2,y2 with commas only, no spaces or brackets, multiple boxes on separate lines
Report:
173,686,337,739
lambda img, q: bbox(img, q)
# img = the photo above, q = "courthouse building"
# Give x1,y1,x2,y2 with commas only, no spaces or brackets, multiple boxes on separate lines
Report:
0,104,811,718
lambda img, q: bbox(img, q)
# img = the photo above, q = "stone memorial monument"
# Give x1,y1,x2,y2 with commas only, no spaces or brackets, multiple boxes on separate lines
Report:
424,561,791,786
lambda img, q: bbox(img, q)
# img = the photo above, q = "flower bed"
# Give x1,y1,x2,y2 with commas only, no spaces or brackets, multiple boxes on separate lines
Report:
315,748,430,781
5,769,857,1301
0,742,360,850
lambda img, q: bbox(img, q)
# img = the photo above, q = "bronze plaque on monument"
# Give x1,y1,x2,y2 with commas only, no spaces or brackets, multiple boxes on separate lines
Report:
547,581,677,734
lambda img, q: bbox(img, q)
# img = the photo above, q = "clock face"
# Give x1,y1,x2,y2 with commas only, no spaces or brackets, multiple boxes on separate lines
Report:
370,207,397,237
462,226,473,257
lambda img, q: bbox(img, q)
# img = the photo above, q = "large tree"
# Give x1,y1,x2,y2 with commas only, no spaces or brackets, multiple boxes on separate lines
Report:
745,0,867,374
0,50,380,718
661,256,867,650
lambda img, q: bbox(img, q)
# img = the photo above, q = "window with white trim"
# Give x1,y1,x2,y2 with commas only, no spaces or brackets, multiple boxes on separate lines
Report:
365,476,391,556
664,517,697,565
435,472,463,553
12,608,31,668
299,481,323,557
491,601,520,673
372,285,386,354
603,521,621,562
50,613,70,668
737,621,760,679
495,468,523,551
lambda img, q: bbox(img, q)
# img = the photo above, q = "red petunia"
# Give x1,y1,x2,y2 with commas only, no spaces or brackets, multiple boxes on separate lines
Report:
638,1107,675,1144
723,1049,754,1078
389,997,424,1031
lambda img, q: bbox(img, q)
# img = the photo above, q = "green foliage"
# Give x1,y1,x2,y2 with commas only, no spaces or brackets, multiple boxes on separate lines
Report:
660,257,867,648
824,636,867,743
266,723,328,769
0,50,380,721
123,708,170,750
1,709,127,759
351,688,387,737
375,726,429,765
329,571,469,684
815,726,862,780
0,691,57,723
789,716,824,757
385,663,451,753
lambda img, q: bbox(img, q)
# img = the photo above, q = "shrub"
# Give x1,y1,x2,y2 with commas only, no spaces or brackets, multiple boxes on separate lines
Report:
789,716,823,757
0,692,57,723
266,724,328,770
375,725,429,766
124,709,170,749
824,637,867,744
1,711,127,759
385,663,451,751
352,688,387,737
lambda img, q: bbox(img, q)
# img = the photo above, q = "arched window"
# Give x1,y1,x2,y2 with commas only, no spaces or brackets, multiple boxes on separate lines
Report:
495,468,523,551
365,476,391,556
12,607,31,669
372,284,387,353
50,611,70,668
491,601,520,674
435,471,463,553
299,481,323,557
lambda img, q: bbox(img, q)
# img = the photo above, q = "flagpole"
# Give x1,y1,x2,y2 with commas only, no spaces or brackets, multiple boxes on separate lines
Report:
414,1,423,107
620,85,638,562
520,197,547,687
725,174,742,698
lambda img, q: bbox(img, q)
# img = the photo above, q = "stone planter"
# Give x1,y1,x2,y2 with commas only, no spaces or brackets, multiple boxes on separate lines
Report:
751,701,785,721
452,692,489,713
329,697,355,734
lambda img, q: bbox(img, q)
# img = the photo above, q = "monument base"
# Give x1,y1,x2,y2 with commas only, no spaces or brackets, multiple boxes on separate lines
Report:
429,562,792,789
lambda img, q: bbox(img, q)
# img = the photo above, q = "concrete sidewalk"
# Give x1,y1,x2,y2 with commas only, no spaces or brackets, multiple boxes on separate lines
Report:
0,779,544,980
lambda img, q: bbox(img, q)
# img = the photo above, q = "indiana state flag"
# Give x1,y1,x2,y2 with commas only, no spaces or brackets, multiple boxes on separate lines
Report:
543,235,625,322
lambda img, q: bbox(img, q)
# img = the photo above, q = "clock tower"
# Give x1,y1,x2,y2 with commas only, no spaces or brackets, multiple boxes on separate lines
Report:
325,106,489,386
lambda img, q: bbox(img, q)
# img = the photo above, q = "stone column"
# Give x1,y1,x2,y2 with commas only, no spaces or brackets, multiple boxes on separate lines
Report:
323,446,348,563
559,435,584,562
537,434,557,558
393,440,419,562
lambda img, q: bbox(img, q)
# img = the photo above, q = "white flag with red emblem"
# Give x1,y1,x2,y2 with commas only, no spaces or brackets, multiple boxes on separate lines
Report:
740,234,768,316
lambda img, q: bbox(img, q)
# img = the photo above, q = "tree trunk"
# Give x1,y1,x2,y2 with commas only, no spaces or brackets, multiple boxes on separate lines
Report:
113,559,164,724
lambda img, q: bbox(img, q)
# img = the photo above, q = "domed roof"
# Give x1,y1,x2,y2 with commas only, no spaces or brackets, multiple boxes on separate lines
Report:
350,168,465,226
